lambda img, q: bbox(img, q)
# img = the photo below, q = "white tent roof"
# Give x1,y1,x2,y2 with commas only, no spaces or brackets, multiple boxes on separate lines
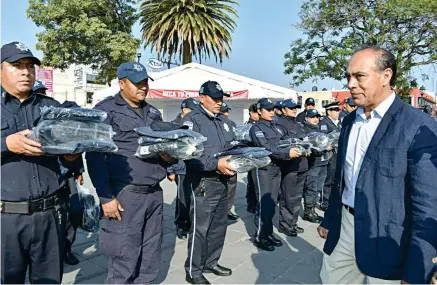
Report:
148,62,297,100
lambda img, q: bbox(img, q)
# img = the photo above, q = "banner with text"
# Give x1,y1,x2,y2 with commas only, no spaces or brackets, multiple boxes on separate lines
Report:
36,67,54,92
148,89,249,99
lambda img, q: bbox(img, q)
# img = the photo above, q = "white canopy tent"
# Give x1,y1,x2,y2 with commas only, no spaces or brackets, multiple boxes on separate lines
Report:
92,63,297,124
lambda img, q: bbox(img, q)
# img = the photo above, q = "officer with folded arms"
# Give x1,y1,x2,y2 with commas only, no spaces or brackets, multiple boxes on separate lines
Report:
250,98,301,251
86,62,174,284
1,42,80,283
182,81,236,284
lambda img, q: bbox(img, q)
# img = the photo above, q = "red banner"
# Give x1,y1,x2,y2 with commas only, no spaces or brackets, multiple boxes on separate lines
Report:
36,67,54,92
148,89,249,99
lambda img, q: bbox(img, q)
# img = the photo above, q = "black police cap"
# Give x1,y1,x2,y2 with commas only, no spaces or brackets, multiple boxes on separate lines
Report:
181,98,198,110
323,101,340,110
199,81,230,98
256,98,275,110
1,42,41,65
305,97,315,105
220,102,231,113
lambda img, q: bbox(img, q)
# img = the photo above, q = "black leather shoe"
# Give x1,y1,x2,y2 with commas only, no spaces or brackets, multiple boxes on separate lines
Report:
266,234,283,247
176,227,188,240
228,211,239,220
303,212,321,223
312,208,324,222
278,227,298,237
204,264,232,276
64,251,79,265
292,225,304,234
254,237,275,251
186,274,211,284
246,206,256,214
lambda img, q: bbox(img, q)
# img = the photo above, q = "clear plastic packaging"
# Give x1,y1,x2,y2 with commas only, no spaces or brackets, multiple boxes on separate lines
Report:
234,124,253,143
135,137,206,160
31,120,118,154
277,138,312,156
40,106,107,123
215,146,272,173
300,132,332,151
76,182,101,233
215,147,271,159
327,131,340,150
138,136,171,145
135,126,205,140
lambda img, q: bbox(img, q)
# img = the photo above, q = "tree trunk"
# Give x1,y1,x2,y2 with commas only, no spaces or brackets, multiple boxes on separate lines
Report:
182,40,192,65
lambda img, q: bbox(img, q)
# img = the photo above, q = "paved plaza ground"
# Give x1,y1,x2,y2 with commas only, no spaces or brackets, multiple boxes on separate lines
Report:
63,174,325,284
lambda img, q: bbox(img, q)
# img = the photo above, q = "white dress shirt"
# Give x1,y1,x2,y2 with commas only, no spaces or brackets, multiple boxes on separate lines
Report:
342,92,396,208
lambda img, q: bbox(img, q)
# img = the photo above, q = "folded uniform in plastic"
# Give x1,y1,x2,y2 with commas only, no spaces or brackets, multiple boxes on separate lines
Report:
134,126,206,160
76,182,101,233
234,124,253,143
214,146,272,173
277,137,312,157
31,107,118,154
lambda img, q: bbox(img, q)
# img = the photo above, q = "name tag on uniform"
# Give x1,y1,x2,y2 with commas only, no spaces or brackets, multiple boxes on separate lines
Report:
321,125,327,131
255,131,264,138
183,121,193,130
223,123,230,132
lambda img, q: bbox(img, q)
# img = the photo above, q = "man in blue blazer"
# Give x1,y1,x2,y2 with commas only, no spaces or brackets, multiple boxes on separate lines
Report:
317,45,437,284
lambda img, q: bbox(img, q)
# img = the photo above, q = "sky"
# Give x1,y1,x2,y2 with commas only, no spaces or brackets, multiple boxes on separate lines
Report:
1,0,436,92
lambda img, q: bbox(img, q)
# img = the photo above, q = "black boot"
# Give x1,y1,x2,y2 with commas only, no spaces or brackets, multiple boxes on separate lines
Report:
204,264,232,276
186,274,211,284
254,237,275,251
303,205,322,223
266,234,283,247
312,207,324,222
278,226,298,237
64,250,80,265
176,227,188,240
292,225,304,234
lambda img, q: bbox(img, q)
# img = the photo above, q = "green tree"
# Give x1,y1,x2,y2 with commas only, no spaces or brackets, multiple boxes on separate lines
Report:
284,0,437,95
139,0,238,65
27,0,140,85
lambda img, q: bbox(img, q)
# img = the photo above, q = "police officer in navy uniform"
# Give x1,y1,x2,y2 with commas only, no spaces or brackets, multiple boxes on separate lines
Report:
182,81,236,284
300,109,328,223
86,62,173,284
276,99,308,236
169,97,199,240
220,102,239,220
245,103,259,214
296,97,316,122
273,100,284,120
249,98,301,251
339,97,357,122
319,101,341,211
1,42,81,283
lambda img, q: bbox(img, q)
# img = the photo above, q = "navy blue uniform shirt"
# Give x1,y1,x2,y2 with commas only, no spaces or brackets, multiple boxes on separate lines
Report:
276,115,309,172
1,87,64,202
181,105,235,174
249,119,291,163
86,93,168,203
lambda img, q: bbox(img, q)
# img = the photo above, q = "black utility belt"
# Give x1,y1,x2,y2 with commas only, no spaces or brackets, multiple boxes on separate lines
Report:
1,194,60,214
116,182,162,194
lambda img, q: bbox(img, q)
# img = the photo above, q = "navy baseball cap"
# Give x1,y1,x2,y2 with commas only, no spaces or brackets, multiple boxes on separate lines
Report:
181,98,198,110
274,101,283,108
32,80,47,91
256,98,275,110
305,97,316,106
117,62,154,83
220,102,231,113
282,99,301,109
1,42,41,65
306,109,321,118
199,81,230,98
344,97,356,106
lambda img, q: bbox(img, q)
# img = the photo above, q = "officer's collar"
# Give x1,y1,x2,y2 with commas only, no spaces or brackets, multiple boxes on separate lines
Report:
302,120,318,128
284,115,295,121
199,104,219,119
115,92,146,108
1,86,36,105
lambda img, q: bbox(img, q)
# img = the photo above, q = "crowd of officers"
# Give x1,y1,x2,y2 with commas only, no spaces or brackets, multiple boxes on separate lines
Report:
1,41,357,284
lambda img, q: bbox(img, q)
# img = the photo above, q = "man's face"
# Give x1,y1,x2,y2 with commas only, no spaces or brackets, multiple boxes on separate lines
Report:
249,111,260,121
306,116,319,125
200,94,222,114
1,58,36,95
119,78,149,105
258,108,275,121
306,104,315,110
327,108,340,120
282,107,297,117
347,49,392,108
344,103,357,113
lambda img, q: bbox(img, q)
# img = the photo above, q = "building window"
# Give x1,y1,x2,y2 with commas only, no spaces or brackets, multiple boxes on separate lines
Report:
86,92,93,104
86,74,105,84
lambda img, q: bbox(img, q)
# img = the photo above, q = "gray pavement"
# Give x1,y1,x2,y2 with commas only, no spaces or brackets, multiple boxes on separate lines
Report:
63,174,324,284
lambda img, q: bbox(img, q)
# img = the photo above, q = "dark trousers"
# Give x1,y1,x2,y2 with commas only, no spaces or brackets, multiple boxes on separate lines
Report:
185,175,229,278
1,204,66,284
303,165,328,207
246,169,257,209
252,165,281,239
227,174,238,211
99,188,163,284
279,170,307,230
175,174,191,230
322,154,337,206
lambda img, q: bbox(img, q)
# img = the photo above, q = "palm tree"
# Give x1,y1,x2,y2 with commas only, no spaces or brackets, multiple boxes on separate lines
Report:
140,0,238,65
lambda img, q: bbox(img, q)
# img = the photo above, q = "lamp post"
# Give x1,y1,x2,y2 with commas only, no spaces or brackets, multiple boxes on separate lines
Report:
136,53,142,63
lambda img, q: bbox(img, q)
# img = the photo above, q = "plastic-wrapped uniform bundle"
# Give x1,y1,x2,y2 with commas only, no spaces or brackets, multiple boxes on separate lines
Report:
300,132,332,151
327,131,340,150
234,124,253,143
31,106,118,154
134,126,207,160
76,182,101,233
276,137,312,157
214,146,272,173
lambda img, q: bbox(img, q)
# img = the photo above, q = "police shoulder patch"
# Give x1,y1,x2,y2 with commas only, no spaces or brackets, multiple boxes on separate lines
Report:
223,123,230,132
320,125,328,131
183,121,194,130
255,131,265,138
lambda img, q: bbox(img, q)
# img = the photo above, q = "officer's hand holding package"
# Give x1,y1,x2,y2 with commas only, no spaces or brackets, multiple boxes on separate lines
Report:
5,129,43,156
289,147,302,159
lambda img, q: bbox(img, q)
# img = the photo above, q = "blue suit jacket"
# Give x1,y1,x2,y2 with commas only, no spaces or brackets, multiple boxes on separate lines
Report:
321,96,437,283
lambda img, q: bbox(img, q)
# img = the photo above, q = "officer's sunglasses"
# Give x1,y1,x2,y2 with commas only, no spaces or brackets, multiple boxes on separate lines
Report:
330,108,340,112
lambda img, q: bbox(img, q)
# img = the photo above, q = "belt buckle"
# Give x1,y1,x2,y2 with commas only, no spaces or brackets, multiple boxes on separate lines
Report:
30,199,44,213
